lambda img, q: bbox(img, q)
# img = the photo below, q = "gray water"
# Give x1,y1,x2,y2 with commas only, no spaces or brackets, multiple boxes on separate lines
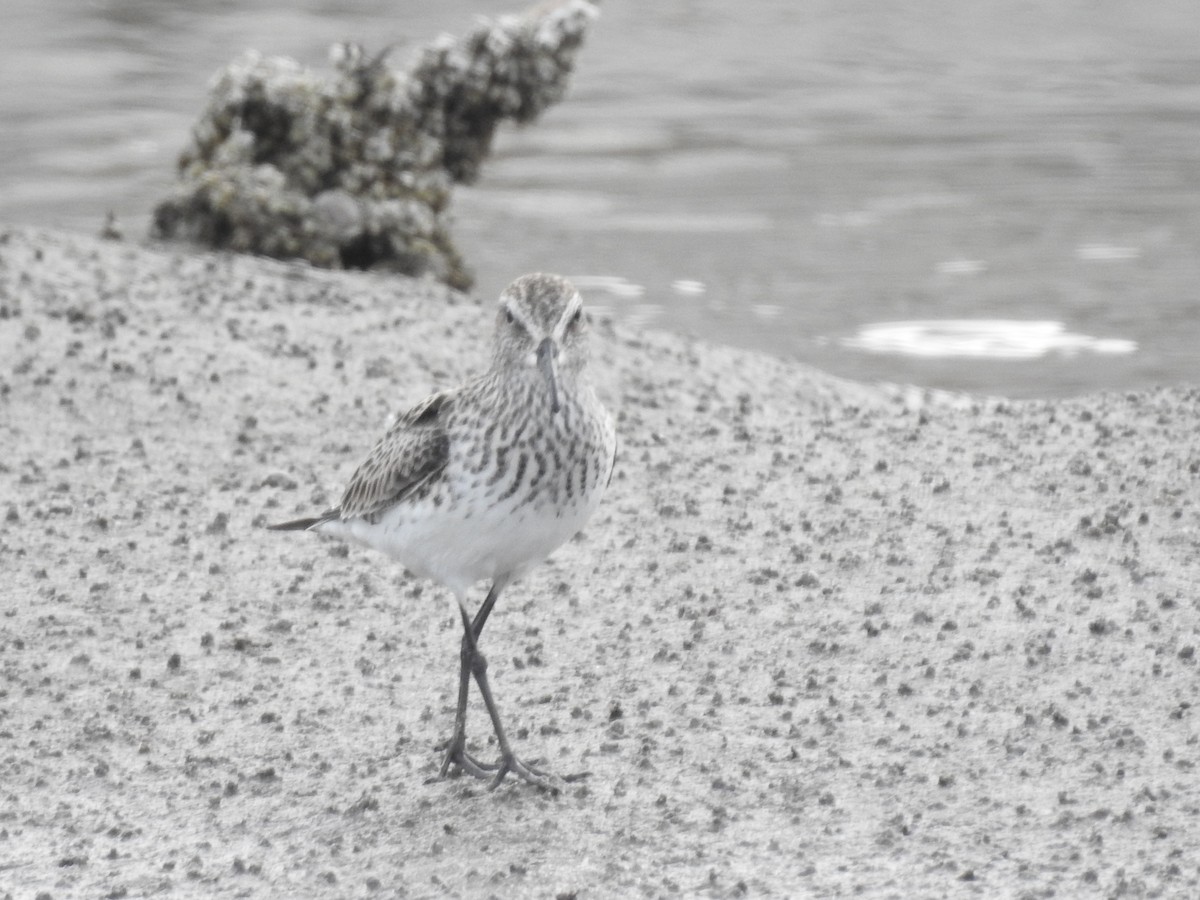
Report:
3,0,1199,398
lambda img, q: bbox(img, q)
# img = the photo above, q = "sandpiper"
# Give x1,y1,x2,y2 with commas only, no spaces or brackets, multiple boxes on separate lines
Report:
269,273,617,790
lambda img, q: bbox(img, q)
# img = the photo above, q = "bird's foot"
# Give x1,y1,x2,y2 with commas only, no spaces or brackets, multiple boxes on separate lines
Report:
438,737,560,793
438,735,497,779
486,751,560,793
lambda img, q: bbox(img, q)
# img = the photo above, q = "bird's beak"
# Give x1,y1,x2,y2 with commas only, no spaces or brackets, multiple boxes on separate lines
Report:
536,337,561,414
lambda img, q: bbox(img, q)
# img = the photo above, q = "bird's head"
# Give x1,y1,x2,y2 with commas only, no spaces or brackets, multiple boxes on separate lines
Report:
492,273,590,414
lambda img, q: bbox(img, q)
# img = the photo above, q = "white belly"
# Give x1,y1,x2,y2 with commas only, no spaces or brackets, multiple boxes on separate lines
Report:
336,489,600,597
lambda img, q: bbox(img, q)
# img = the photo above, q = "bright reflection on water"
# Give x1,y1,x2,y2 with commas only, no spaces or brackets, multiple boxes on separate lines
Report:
841,321,1137,360
2,0,1199,397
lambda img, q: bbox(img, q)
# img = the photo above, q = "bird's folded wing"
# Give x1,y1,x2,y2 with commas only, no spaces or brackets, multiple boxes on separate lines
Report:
337,389,454,522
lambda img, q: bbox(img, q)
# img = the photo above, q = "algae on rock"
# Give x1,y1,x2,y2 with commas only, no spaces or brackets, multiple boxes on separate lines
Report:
151,1,599,288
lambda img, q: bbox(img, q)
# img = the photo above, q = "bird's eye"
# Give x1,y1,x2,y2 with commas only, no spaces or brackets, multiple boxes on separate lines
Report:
568,308,583,329
504,308,516,325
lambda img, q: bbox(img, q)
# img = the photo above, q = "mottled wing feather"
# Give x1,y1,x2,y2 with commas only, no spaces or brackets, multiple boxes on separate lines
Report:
336,390,453,522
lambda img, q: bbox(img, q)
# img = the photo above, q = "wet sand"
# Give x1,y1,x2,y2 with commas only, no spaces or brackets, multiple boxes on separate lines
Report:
2,226,1198,897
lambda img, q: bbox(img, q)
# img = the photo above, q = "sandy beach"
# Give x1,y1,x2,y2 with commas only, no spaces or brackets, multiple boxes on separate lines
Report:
2,225,1198,898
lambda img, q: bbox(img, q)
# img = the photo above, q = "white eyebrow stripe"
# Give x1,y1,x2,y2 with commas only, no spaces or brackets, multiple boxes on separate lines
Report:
552,292,584,340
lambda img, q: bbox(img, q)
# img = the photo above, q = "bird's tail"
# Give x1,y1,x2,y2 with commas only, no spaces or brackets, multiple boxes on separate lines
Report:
266,516,325,532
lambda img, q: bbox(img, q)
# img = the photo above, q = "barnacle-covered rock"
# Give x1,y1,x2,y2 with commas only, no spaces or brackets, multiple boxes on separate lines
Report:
151,0,600,287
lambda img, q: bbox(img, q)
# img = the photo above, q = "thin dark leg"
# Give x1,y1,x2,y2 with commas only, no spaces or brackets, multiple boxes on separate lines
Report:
471,583,502,638
439,585,503,779
438,625,498,779
458,605,555,791
438,584,556,791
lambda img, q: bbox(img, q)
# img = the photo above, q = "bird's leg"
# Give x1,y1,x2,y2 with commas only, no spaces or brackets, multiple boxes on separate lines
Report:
438,623,498,779
439,583,557,791
470,583,501,638
439,587,502,779
461,610,556,792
